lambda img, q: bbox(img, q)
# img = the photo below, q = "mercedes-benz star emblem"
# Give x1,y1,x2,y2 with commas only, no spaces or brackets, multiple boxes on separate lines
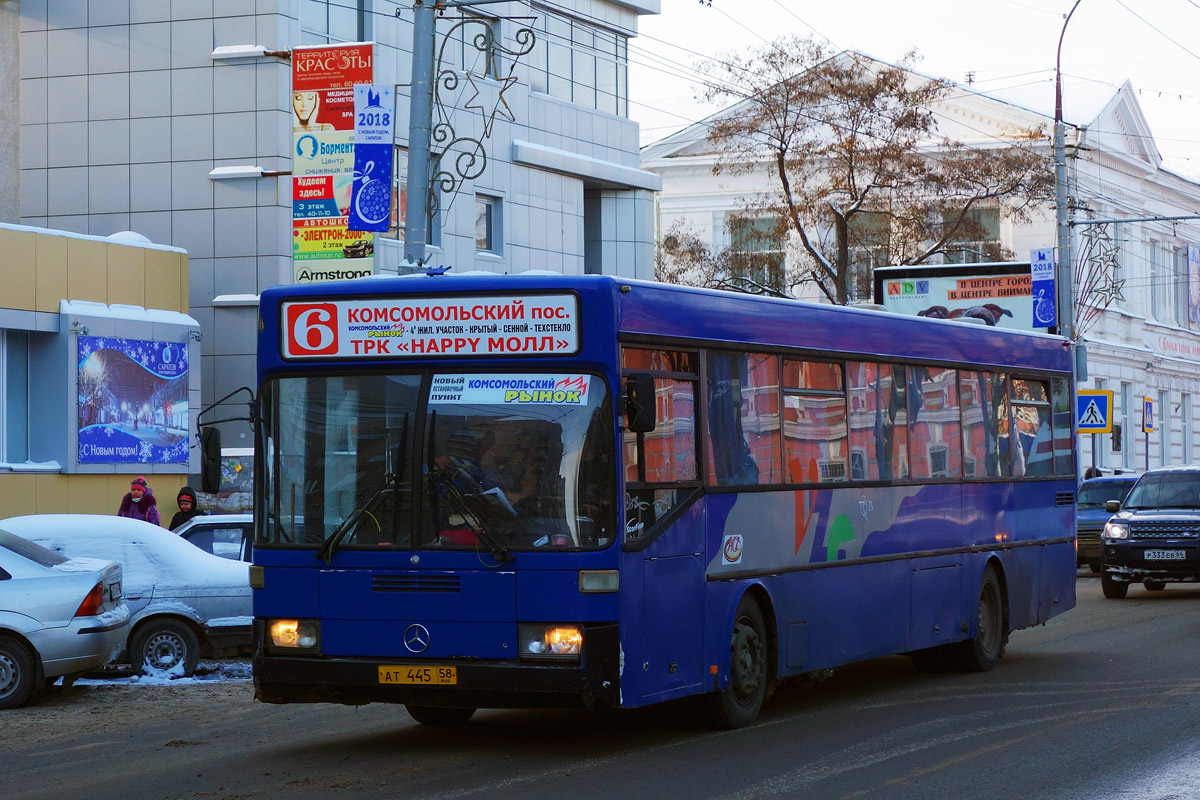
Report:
403,623,430,653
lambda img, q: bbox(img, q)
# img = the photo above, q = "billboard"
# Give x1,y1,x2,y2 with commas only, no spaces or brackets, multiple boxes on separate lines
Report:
873,262,1043,331
291,43,375,283
77,336,189,464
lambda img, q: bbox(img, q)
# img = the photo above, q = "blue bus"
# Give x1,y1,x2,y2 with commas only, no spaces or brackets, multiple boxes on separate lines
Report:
248,273,1076,727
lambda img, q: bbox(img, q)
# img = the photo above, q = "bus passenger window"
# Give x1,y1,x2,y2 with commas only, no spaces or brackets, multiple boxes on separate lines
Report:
847,362,909,481
961,371,1010,477
706,351,779,486
782,359,846,483
1011,378,1051,477
909,368,961,479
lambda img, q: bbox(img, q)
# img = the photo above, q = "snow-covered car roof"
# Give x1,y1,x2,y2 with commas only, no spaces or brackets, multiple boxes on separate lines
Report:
0,514,248,593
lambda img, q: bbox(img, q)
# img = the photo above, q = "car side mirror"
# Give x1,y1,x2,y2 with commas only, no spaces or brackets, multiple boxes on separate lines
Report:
624,373,657,434
1105,500,1121,513
200,427,222,494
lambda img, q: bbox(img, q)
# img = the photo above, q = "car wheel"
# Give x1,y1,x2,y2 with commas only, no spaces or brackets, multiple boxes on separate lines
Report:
707,594,770,728
953,565,1006,672
130,619,201,677
0,636,38,710
1144,580,1166,592
1101,572,1129,599
404,705,477,725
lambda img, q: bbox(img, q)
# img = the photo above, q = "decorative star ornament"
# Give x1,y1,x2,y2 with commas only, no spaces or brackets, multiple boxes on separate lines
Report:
463,71,517,138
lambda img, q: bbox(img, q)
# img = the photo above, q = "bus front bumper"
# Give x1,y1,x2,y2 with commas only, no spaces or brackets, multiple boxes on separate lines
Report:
252,623,620,710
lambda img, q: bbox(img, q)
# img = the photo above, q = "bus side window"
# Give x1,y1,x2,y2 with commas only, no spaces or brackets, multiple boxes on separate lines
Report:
621,347,699,538
705,351,777,486
847,361,909,481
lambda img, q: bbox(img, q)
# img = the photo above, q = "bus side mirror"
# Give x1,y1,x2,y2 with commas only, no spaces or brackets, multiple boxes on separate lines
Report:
625,373,657,433
200,427,222,494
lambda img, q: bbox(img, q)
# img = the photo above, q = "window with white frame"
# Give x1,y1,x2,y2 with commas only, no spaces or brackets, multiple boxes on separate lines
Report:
4,331,29,463
1120,381,1132,469
475,194,502,255
943,208,1002,265
384,146,441,248
1183,393,1192,464
1175,246,1191,326
300,0,370,45
1159,390,1169,467
458,11,502,77
728,216,785,293
528,5,628,116
1094,378,1108,470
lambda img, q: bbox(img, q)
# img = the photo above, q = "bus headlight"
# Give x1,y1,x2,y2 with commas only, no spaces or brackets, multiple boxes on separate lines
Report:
267,619,320,652
518,623,582,660
1104,521,1130,540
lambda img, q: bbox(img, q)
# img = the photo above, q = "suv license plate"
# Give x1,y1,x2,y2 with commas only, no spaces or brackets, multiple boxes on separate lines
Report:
378,665,457,685
1144,549,1186,561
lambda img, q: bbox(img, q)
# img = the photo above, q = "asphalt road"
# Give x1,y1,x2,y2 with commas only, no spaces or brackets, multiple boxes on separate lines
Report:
4,574,1199,800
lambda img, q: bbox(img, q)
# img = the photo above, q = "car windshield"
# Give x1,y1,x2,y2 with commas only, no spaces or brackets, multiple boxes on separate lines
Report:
1123,474,1200,509
0,529,68,567
258,372,616,552
1077,481,1136,509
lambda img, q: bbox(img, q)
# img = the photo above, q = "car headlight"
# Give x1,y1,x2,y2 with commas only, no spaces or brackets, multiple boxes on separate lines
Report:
267,619,320,652
518,623,582,660
1104,520,1130,540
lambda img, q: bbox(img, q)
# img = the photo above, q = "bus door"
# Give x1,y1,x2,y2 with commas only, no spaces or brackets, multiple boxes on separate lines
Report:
622,348,706,701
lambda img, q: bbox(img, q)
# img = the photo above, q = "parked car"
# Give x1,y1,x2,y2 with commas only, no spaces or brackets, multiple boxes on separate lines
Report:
1100,465,1200,598
0,529,128,708
173,514,253,562
1076,473,1139,572
0,515,251,677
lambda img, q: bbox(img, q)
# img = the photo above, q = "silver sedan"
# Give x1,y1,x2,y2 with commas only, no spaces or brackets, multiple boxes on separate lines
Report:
0,530,129,709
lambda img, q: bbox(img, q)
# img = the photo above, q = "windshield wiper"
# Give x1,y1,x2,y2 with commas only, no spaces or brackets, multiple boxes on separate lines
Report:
316,472,397,563
427,469,513,565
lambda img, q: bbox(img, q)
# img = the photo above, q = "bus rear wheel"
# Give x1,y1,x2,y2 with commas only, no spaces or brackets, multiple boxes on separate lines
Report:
953,565,1005,672
405,704,476,725
708,595,769,729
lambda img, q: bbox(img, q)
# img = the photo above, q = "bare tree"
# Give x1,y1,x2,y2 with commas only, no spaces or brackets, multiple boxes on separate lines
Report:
696,39,1055,304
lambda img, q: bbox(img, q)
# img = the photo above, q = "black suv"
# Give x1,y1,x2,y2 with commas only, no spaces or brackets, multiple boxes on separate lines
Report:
1076,473,1139,572
1100,465,1200,598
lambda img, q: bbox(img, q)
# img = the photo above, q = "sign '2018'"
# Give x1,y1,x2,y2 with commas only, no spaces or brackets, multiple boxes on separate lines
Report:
357,112,391,127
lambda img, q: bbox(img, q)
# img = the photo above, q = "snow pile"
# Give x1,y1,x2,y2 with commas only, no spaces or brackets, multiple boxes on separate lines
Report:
77,660,252,687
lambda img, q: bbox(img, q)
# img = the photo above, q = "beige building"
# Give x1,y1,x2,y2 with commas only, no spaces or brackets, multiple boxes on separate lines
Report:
0,222,198,518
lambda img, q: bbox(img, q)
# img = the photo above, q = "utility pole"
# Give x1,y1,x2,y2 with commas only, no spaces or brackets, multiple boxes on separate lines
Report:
1054,0,1082,351
402,0,514,269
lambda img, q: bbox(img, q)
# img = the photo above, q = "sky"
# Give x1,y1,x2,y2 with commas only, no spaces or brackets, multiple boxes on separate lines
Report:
628,0,1200,178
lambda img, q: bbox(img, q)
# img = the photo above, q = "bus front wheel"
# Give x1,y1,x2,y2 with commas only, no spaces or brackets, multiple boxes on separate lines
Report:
954,566,1005,672
709,595,769,729
405,704,476,725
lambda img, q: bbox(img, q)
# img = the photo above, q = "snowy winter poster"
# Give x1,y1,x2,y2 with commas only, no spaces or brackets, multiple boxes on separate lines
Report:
77,336,189,464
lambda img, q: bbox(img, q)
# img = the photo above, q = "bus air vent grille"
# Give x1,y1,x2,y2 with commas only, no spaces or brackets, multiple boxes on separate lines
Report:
372,574,462,593
1055,492,1075,507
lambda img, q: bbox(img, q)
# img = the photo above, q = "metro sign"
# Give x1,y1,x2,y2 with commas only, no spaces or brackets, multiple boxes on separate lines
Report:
281,294,580,359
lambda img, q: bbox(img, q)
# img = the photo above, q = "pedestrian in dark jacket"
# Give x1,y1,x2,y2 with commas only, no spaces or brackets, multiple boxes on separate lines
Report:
169,485,204,531
117,476,161,526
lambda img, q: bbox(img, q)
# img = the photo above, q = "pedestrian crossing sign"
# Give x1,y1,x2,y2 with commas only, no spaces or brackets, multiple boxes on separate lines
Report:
1076,390,1113,434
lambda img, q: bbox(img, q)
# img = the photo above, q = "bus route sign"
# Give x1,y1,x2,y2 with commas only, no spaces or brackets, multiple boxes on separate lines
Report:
281,294,580,359
1076,389,1113,434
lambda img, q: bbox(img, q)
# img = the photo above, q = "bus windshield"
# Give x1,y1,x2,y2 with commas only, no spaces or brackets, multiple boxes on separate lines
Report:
258,372,616,552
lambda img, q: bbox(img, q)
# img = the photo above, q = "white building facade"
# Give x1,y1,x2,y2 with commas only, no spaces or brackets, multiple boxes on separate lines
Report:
8,0,660,443
642,67,1200,477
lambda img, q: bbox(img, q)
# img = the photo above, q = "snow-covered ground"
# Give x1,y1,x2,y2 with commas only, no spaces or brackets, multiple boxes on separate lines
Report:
75,659,252,687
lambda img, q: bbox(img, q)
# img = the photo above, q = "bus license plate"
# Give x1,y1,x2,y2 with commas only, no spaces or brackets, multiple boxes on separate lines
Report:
378,665,457,685
1144,550,1186,561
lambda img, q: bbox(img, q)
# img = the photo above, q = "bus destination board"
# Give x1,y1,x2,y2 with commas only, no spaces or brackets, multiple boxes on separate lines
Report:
281,294,580,359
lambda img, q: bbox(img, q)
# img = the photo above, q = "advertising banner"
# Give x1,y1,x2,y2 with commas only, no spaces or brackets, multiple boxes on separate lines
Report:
349,84,395,233
1029,247,1057,328
77,336,189,464
292,43,374,283
280,294,581,359
874,263,1041,331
